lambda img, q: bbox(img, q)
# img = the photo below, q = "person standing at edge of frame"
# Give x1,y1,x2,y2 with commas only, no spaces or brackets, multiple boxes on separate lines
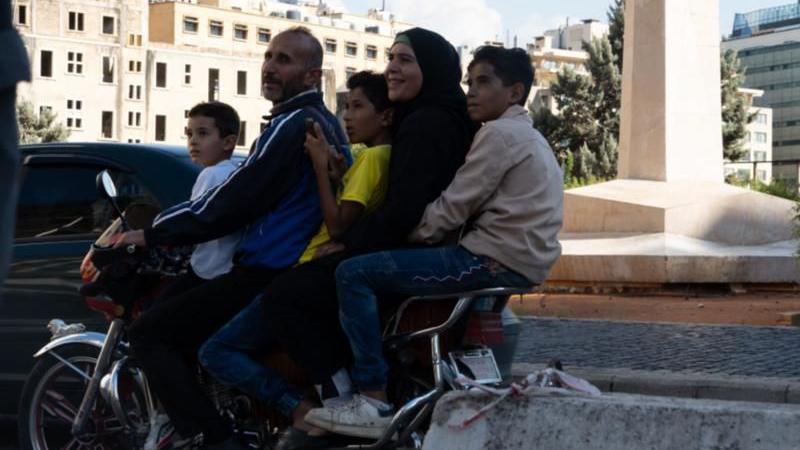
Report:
0,0,31,301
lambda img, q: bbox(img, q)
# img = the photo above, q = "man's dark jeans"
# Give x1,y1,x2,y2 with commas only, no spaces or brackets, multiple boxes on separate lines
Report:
128,265,282,443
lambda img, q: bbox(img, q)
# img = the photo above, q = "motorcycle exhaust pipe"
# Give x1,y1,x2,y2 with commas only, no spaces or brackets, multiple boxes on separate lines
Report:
99,356,156,431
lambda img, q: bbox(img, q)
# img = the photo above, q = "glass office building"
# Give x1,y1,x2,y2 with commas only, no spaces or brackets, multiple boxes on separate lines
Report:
724,2,800,188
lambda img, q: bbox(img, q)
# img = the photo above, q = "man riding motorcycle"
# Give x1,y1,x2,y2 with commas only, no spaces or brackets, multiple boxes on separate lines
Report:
116,27,350,450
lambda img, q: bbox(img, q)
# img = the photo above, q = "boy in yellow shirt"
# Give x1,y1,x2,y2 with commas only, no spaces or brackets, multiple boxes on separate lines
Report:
300,71,392,263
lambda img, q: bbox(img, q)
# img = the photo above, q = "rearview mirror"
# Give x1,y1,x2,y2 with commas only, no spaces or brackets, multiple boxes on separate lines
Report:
96,170,129,230
97,170,118,199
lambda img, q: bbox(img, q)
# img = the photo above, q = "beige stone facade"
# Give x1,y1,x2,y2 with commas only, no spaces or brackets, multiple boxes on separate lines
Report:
16,0,409,148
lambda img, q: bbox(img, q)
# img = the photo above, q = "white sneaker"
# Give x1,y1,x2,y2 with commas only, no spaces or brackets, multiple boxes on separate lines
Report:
304,394,394,439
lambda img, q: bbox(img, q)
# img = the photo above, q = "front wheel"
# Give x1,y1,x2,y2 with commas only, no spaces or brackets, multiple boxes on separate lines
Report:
17,344,142,450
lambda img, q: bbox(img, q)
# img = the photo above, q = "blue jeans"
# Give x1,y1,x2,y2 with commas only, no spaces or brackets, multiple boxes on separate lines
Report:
198,295,302,416
335,246,531,391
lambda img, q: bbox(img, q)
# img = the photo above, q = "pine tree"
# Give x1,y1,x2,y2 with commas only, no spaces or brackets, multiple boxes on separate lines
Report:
720,49,755,162
607,0,625,73
17,101,69,144
548,68,597,153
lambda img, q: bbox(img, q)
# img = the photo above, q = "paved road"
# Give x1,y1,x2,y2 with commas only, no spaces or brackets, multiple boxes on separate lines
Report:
514,317,800,379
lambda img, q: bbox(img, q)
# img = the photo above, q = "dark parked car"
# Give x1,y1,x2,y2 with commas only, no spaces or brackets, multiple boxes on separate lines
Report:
0,142,207,417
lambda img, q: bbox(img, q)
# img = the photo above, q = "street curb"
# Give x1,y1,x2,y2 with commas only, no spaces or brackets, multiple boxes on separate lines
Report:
512,363,800,404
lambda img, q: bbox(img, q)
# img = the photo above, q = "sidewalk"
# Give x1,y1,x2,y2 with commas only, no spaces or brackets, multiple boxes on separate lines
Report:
509,289,800,326
512,315,800,404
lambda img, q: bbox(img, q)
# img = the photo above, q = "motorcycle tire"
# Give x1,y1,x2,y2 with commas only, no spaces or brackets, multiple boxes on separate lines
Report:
16,343,136,450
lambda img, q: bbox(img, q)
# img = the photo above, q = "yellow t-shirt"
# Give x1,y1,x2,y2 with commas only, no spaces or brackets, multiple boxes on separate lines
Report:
298,144,391,264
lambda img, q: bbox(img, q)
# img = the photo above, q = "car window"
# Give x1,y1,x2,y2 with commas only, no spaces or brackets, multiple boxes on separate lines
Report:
15,166,159,239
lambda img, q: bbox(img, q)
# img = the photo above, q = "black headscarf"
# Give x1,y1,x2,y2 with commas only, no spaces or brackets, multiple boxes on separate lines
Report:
390,28,473,135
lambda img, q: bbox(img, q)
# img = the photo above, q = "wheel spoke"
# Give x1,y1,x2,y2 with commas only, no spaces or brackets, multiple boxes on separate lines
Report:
59,437,82,450
41,390,83,431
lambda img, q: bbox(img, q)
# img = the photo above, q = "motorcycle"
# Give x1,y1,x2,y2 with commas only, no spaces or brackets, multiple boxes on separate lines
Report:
18,170,528,449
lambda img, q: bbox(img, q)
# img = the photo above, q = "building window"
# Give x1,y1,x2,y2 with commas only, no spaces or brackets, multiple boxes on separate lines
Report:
366,45,377,60
757,170,767,181
325,39,337,54
237,121,246,146
754,132,768,143
66,99,83,129
209,20,223,37
39,106,52,117
102,16,115,35
385,47,391,60
40,50,53,77
127,111,142,127
128,60,142,73
128,34,142,47
234,24,248,41
68,11,85,31
237,71,247,95
184,110,190,119
754,151,767,161
756,113,768,124
183,16,199,33
208,68,219,101
17,4,27,26
102,56,114,83
101,111,113,139
128,85,141,100
345,41,357,57
155,62,167,88
257,28,271,44
184,64,192,85
345,67,356,80
155,115,166,141
67,52,83,74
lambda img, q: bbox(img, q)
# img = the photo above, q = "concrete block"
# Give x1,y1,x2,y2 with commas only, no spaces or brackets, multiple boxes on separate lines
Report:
423,389,800,450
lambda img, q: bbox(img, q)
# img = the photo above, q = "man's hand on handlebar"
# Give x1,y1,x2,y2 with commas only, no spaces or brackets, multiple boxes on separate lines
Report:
114,230,147,248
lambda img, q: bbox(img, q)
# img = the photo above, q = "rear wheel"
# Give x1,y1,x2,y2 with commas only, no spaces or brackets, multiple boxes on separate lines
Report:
17,344,144,450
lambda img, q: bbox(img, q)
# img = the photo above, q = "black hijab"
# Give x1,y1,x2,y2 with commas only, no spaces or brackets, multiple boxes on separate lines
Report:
391,28,474,135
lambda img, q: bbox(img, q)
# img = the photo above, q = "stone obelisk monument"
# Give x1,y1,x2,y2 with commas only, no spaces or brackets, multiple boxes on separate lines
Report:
549,0,798,284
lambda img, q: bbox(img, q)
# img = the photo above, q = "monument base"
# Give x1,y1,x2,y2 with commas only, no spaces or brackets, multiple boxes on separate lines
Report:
552,180,799,284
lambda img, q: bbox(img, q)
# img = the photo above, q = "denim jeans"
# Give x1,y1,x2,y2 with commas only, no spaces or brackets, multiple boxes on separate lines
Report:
198,295,302,417
335,246,531,391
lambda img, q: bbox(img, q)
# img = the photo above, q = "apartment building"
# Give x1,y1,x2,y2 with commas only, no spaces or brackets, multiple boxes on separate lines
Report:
527,19,608,112
15,0,409,148
16,0,149,144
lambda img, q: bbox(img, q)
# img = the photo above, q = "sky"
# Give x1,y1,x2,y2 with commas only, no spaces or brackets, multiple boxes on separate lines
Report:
327,0,793,48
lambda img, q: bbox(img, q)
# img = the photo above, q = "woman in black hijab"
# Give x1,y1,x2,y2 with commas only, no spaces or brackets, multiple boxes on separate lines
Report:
338,27,476,252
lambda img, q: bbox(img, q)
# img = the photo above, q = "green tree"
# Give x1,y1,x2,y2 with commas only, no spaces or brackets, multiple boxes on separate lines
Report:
720,49,755,162
17,101,69,144
607,0,625,74
548,68,597,153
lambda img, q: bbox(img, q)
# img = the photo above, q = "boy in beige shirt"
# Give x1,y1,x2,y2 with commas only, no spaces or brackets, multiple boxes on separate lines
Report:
305,46,564,439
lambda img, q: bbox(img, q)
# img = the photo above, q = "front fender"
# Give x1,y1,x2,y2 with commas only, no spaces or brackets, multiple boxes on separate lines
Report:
33,332,109,358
